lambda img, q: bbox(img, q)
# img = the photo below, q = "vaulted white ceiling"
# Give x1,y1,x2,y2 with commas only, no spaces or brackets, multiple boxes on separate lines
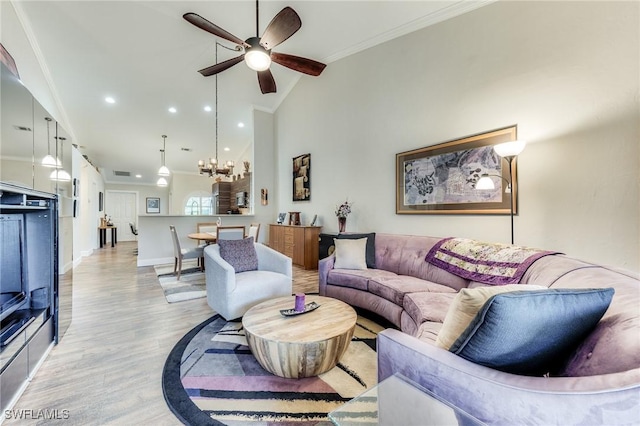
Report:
9,1,491,185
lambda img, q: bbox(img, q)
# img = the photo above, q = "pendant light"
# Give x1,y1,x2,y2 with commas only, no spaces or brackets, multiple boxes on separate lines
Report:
197,42,235,178
49,136,71,182
158,135,170,177
156,176,168,187
41,117,60,168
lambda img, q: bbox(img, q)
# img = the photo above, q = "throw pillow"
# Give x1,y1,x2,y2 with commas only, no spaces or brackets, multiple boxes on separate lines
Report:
449,288,615,376
336,233,376,268
333,238,368,270
217,237,258,273
435,284,546,350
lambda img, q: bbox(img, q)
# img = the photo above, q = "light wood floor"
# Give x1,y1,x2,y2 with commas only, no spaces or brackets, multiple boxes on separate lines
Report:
5,241,319,425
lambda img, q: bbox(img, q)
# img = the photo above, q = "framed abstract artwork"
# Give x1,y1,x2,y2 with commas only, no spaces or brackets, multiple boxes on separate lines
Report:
146,197,160,214
396,126,518,214
292,153,311,201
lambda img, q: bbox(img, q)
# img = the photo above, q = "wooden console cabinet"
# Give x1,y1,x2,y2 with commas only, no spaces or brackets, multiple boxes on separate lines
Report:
269,225,322,270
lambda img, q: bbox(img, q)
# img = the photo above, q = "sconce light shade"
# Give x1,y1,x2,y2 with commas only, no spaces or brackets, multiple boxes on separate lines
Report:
493,140,526,158
475,175,496,190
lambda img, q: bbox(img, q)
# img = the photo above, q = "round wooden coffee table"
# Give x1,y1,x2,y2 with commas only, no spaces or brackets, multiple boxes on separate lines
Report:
242,295,357,379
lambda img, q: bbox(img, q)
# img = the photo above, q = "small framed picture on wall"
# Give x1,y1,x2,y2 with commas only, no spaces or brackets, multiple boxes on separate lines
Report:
146,197,160,214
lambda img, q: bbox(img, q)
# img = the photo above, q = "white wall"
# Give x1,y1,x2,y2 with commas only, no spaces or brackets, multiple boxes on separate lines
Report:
105,182,168,216
274,1,639,271
252,108,278,237
78,153,104,257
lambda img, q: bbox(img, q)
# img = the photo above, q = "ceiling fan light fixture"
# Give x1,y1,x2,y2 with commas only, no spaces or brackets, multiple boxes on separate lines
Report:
244,37,271,71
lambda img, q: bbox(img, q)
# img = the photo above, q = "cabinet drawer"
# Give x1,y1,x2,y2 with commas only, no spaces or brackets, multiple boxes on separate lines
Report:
284,244,295,257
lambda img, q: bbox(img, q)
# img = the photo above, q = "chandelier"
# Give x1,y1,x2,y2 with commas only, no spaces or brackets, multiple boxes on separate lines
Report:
198,42,235,177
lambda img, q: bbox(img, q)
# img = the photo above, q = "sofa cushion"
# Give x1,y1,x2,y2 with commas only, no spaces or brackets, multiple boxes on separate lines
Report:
374,234,469,291
435,284,546,350
328,268,397,291
403,292,457,328
217,237,258,273
333,238,368,270
369,275,456,306
449,288,615,376
414,321,443,345
549,267,640,376
337,233,376,268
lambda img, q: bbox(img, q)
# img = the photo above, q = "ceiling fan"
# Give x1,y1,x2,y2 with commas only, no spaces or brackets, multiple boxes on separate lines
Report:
184,1,326,94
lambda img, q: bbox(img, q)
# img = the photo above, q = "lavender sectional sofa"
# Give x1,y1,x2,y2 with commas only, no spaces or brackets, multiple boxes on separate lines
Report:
318,233,640,425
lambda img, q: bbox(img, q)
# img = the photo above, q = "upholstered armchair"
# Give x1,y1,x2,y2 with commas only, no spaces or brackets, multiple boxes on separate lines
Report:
204,242,292,320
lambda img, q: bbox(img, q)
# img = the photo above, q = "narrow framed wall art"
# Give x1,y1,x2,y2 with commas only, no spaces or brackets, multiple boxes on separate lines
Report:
292,153,311,201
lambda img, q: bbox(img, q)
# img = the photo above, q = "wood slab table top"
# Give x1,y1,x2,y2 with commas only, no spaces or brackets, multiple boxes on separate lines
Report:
242,295,357,378
187,232,217,243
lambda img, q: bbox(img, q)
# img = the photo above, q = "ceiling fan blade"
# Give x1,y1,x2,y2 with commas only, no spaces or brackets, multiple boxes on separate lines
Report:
183,13,249,48
271,52,326,76
257,70,277,94
198,55,245,77
259,7,302,50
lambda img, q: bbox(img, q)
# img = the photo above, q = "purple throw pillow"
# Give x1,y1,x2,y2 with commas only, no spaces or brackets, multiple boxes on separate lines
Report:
218,237,258,273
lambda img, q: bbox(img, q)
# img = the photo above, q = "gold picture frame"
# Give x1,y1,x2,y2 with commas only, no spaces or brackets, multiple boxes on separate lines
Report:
396,126,518,214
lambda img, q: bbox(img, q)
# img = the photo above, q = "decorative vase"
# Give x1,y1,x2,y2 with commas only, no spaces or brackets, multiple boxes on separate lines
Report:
338,217,346,233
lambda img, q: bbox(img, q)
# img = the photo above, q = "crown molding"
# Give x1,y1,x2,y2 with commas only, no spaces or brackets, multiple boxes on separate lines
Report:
324,0,497,64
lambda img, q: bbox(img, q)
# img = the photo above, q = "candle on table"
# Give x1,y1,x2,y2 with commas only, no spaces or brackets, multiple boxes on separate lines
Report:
295,293,305,312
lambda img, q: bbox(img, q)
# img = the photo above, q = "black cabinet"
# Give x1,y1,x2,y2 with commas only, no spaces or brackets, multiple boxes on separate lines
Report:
319,233,339,259
0,182,59,413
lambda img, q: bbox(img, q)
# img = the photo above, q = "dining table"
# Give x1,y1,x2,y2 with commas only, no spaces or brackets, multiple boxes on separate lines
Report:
188,232,217,245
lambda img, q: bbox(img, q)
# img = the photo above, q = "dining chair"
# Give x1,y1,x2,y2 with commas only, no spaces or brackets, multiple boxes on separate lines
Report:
248,223,260,242
129,222,139,255
216,225,246,241
196,222,218,246
169,225,204,280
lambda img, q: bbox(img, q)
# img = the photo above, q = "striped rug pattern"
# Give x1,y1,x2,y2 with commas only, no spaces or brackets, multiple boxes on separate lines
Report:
154,260,206,303
163,313,383,425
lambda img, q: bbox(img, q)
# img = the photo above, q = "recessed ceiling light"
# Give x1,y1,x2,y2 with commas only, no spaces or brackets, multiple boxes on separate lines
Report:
105,96,116,104
135,174,142,178
204,105,212,112
168,107,177,113
237,122,245,128
224,147,230,152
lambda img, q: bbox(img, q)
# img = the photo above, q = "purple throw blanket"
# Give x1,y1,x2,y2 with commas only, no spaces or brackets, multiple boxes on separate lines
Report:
425,237,558,285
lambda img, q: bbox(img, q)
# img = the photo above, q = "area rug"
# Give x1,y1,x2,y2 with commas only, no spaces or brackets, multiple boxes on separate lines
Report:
154,261,206,303
162,313,384,425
